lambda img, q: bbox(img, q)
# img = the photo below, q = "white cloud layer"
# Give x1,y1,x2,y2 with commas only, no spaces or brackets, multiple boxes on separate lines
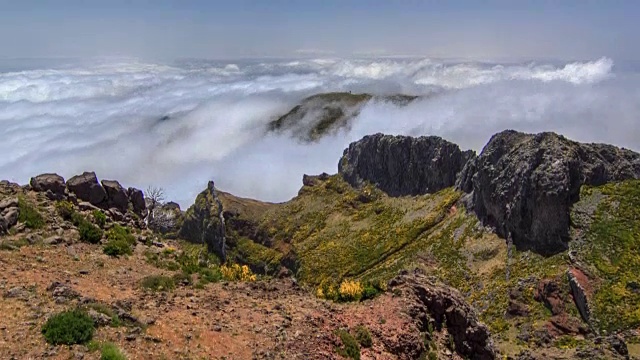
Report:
1,57,637,207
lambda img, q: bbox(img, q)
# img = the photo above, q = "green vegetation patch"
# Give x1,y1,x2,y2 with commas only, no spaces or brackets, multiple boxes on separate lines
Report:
18,197,44,229
335,329,361,360
100,342,127,360
103,225,135,257
93,210,107,228
576,180,640,332
140,275,176,292
257,175,462,288
42,309,95,345
354,325,372,348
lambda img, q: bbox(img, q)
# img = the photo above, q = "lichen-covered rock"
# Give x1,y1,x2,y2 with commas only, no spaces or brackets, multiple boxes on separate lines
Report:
67,171,107,206
101,180,129,211
388,269,496,360
339,133,475,196
30,173,66,196
469,130,640,255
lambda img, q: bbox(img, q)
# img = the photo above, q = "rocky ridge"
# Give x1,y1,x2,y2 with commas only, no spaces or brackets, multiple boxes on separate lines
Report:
339,133,475,196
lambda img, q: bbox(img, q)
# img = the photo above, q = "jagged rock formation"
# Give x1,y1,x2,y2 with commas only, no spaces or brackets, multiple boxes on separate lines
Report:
388,269,496,360
209,181,227,262
339,133,475,196
461,130,640,255
179,182,227,260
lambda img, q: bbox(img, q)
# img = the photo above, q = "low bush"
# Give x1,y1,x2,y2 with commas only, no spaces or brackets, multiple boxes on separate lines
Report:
78,219,104,244
55,200,76,220
103,239,133,257
93,210,107,228
220,264,257,282
18,197,44,229
100,342,127,360
141,275,175,292
103,225,136,257
354,325,372,348
335,329,360,360
42,309,95,345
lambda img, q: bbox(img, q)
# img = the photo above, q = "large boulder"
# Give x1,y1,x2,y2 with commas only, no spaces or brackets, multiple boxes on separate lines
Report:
466,130,640,255
127,187,146,215
66,172,107,206
29,173,66,196
101,180,129,212
339,133,475,196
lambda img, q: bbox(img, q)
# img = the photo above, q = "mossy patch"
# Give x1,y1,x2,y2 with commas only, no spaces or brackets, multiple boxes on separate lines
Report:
573,180,640,332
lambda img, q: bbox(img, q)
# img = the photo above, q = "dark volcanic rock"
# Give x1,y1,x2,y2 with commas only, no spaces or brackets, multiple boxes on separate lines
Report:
339,133,475,196
467,130,640,255
101,180,129,212
30,173,66,196
67,172,107,206
389,269,496,360
128,187,146,214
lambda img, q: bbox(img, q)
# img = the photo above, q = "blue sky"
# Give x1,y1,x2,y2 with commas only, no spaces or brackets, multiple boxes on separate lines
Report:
0,0,638,60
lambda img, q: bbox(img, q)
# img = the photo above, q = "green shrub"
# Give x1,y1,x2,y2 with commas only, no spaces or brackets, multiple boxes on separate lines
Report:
93,210,107,228
141,275,175,292
354,325,372,348
42,309,95,345
103,239,133,257
55,200,76,220
335,329,360,360
18,197,44,229
77,218,103,244
103,225,136,257
173,271,193,286
107,224,135,244
100,342,127,360
428,352,437,360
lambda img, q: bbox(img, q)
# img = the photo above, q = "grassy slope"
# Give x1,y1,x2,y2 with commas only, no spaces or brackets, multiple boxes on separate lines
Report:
186,174,640,355
572,180,640,333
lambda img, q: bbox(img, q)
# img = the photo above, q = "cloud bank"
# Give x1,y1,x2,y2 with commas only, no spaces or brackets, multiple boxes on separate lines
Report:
1,57,637,207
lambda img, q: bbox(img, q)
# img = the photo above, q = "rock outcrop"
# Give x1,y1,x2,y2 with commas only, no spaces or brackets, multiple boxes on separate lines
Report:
464,130,640,255
128,187,146,215
388,269,496,360
179,183,226,259
67,171,107,206
339,133,475,196
29,173,66,197
101,180,129,212
0,197,19,234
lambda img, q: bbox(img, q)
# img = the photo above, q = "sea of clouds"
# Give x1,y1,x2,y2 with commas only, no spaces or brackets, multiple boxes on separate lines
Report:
1,56,638,207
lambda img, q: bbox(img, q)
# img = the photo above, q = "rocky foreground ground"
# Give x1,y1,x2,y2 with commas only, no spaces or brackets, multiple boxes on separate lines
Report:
2,125,640,359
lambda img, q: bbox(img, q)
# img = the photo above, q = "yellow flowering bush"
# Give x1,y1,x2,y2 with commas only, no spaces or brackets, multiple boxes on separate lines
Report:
339,280,364,301
220,264,257,282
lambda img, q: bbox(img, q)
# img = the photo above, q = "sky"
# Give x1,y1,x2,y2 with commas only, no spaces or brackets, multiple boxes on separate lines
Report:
0,0,639,61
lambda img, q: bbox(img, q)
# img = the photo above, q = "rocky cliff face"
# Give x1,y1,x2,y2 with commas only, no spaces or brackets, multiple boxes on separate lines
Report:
463,130,640,255
339,133,475,196
389,269,496,360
